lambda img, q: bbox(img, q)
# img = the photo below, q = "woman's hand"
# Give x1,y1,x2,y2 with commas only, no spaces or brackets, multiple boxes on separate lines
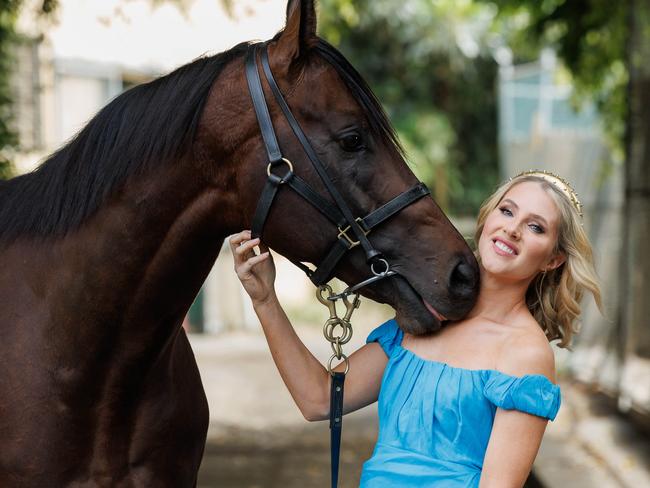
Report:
229,230,276,306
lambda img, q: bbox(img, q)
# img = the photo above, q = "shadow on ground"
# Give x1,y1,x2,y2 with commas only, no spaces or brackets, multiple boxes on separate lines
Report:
197,418,376,488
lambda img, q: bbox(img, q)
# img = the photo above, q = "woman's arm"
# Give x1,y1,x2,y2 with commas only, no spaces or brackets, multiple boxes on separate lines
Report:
479,336,556,488
229,230,388,421
479,408,549,487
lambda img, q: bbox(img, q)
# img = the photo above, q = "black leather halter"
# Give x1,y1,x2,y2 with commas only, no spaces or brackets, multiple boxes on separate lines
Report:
244,43,430,288
245,42,432,488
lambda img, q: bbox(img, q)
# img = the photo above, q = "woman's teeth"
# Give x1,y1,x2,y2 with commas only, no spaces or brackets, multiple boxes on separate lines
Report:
495,240,515,255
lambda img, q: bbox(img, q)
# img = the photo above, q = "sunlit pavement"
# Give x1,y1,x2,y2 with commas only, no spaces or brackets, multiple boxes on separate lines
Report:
189,329,650,488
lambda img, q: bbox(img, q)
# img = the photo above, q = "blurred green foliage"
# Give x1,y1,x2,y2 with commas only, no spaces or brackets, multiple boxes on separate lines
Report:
484,0,628,163
0,0,57,179
0,0,20,179
319,0,500,216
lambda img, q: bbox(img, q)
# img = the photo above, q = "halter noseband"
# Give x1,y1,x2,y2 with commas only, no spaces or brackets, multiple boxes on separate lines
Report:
245,42,430,291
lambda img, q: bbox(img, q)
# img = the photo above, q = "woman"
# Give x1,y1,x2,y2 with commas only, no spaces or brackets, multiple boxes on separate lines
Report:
229,171,602,487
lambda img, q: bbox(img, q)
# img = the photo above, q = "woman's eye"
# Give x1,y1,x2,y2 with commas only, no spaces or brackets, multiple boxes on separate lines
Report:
499,207,512,216
339,133,365,152
529,224,544,234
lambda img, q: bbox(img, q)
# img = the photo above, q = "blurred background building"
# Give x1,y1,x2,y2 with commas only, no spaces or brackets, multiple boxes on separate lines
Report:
3,0,649,486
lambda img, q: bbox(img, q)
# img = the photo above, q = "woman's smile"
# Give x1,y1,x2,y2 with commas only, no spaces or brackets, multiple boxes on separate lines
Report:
492,237,519,256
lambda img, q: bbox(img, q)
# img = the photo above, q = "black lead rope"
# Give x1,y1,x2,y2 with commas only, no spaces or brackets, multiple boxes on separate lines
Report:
330,372,346,488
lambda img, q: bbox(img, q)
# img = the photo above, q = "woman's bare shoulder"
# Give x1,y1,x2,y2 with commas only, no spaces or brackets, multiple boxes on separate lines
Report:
495,319,556,382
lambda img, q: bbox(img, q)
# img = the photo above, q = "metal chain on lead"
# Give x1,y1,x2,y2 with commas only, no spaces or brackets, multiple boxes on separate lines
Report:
317,284,361,376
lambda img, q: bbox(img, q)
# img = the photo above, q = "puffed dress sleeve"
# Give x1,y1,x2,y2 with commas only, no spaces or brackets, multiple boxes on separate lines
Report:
483,372,561,420
366,318,403,357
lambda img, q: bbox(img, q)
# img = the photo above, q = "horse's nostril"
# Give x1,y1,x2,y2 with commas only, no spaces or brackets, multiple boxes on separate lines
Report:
450,261,477,291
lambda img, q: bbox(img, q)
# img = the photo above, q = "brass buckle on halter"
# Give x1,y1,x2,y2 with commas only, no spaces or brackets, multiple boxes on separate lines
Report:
337,218,369,249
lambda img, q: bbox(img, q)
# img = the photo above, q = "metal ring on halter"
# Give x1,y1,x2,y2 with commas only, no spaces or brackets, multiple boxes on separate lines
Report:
371,258,390,276
266,157,294,182
328,353,350,375
328,271,397,301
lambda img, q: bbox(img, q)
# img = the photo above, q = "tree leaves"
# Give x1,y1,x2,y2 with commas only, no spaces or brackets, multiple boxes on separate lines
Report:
319,0,500,215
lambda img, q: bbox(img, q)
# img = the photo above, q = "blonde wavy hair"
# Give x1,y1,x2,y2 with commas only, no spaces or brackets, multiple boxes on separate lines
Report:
473,175,603,348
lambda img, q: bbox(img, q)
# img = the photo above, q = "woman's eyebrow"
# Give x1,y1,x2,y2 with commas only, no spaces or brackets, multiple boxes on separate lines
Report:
502,198,549,225
531,214,548,226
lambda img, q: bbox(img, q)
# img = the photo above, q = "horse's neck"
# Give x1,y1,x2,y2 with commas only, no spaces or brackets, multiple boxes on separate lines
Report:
9,161,232,362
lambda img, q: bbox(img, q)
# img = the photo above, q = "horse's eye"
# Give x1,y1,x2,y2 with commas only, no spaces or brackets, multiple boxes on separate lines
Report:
339,133,365,152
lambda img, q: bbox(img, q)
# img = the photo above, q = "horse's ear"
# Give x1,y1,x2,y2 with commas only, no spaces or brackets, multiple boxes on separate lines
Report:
274,0,317,62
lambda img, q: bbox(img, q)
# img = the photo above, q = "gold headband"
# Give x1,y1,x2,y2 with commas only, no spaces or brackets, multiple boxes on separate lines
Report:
510,170,583,218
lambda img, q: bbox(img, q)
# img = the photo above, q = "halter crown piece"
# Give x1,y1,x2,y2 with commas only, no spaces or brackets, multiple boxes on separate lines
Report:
513,170,583,218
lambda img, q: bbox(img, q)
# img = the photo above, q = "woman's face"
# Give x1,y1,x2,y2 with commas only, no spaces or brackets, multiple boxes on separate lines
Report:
478,181,565,282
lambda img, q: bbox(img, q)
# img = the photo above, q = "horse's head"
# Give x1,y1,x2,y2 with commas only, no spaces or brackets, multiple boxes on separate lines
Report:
207,0,479,334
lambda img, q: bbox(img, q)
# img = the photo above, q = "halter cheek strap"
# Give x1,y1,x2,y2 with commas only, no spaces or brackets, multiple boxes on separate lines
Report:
245,43,430,286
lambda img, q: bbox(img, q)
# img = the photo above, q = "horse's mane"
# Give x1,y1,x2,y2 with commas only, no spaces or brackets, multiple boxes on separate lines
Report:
0,37,403,244
0,42,251,243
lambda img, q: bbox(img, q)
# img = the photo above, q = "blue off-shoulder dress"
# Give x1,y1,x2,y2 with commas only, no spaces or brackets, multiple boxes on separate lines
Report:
360,319,561,487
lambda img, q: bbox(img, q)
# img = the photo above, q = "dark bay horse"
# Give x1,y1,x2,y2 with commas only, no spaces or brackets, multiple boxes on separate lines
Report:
0,1,478,486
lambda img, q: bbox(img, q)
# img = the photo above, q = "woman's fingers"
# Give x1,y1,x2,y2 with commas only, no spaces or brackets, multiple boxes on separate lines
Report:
228,230,252,251
234,237,260,259
246,252,270,268
238,252,270,276
229,231,273,278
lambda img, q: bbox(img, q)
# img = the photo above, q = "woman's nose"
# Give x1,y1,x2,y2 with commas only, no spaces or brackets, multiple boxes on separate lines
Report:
503,224,520,239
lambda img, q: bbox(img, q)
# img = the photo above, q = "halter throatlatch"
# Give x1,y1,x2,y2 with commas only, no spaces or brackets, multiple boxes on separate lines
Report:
245,43,430,289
